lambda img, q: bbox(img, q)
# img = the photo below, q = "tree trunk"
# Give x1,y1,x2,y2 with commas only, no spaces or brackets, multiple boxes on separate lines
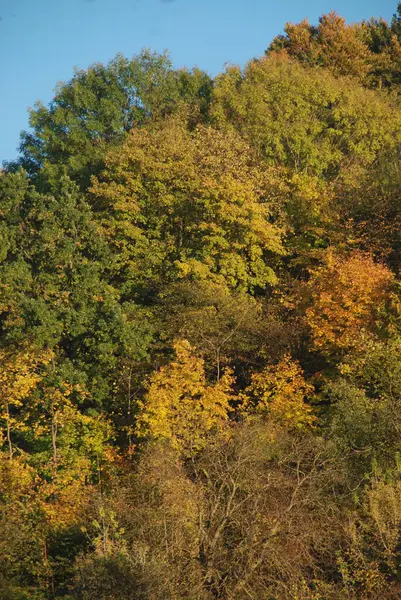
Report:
51,402,58,471
6,402,13,460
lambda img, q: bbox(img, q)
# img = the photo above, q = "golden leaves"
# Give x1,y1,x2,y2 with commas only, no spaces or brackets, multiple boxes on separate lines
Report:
90,116,284,290
0,346,53,408
136,339,232,455
246,354,316,429
306,251,393,356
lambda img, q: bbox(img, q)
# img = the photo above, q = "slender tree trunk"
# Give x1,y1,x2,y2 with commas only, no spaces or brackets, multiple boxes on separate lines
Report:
43,539,56,599
127,366,133,449
6,402,13,460
51,402,58,471
97,453,102,493
101,510,107,555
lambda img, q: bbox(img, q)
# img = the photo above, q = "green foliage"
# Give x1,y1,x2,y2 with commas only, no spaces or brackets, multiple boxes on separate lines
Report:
0,171,152,406
90,116,285,294
157,280,278,378
3,5,401,598
211,55,401,180
8,51,212,189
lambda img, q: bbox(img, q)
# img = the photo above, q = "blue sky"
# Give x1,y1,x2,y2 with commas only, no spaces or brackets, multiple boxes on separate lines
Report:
0,0,396,162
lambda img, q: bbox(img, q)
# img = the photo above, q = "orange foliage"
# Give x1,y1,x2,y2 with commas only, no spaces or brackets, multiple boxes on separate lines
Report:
306,251,393,356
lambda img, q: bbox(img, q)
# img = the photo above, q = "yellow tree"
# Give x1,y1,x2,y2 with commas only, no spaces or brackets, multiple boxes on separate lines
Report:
305,251,393,357
0,346,53,459
270,13,371,80
268,11,401,90
38,408,113,531
0,347,114,527
245,354,316,429
136,339,233,455
210,54,401,182
25,379,115,528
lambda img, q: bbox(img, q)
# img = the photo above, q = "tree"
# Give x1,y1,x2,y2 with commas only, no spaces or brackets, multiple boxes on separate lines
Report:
4,7,401,598
305,252,393,358
7,51,212,189
0,453,50,599
332,149,401,269
158,280,275,380
73,441,204,600
0,346,52,459
194,422,342,599
269,13,371,80
136,340,233,455
90,116,285,295
268,10,401,91
391,2,401,41
327,338,401,475
245,354,316,429
0,171,152,407
211,55,401,181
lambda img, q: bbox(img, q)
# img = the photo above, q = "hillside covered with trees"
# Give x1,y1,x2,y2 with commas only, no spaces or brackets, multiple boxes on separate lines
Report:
3,5,401,599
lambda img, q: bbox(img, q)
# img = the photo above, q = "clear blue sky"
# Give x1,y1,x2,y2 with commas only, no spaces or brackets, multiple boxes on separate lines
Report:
0,0,395,162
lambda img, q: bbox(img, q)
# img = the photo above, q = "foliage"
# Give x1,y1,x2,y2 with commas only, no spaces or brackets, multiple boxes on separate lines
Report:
0,346,52,459
305,251,393,357
136,339,233,455
210,54,401,181
268,10,401,90
3,5,401,598
7,51,212,189
0,171,152,406
245,354,316,428
90,116,284,294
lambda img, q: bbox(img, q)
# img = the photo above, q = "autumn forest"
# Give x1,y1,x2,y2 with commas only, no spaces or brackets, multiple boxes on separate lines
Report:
2,5,401,599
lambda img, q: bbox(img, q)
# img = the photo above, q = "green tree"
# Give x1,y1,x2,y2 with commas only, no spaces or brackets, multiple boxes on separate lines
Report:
90,116,285,295
157,280,276,380
211,55,401,181
0,171,152,407
7,51,212,189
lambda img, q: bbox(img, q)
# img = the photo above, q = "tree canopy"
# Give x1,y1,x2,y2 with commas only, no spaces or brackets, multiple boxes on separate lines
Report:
3,6,401,599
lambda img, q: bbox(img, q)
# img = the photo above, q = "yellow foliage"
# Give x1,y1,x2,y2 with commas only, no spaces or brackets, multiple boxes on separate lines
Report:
39,459,92,529
136,339,232,454
246,354,316,429
0,346,53,457
282,13,371,80
0,346,53,408
306,251,393,356
0,452,37,502
90,116,284,291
